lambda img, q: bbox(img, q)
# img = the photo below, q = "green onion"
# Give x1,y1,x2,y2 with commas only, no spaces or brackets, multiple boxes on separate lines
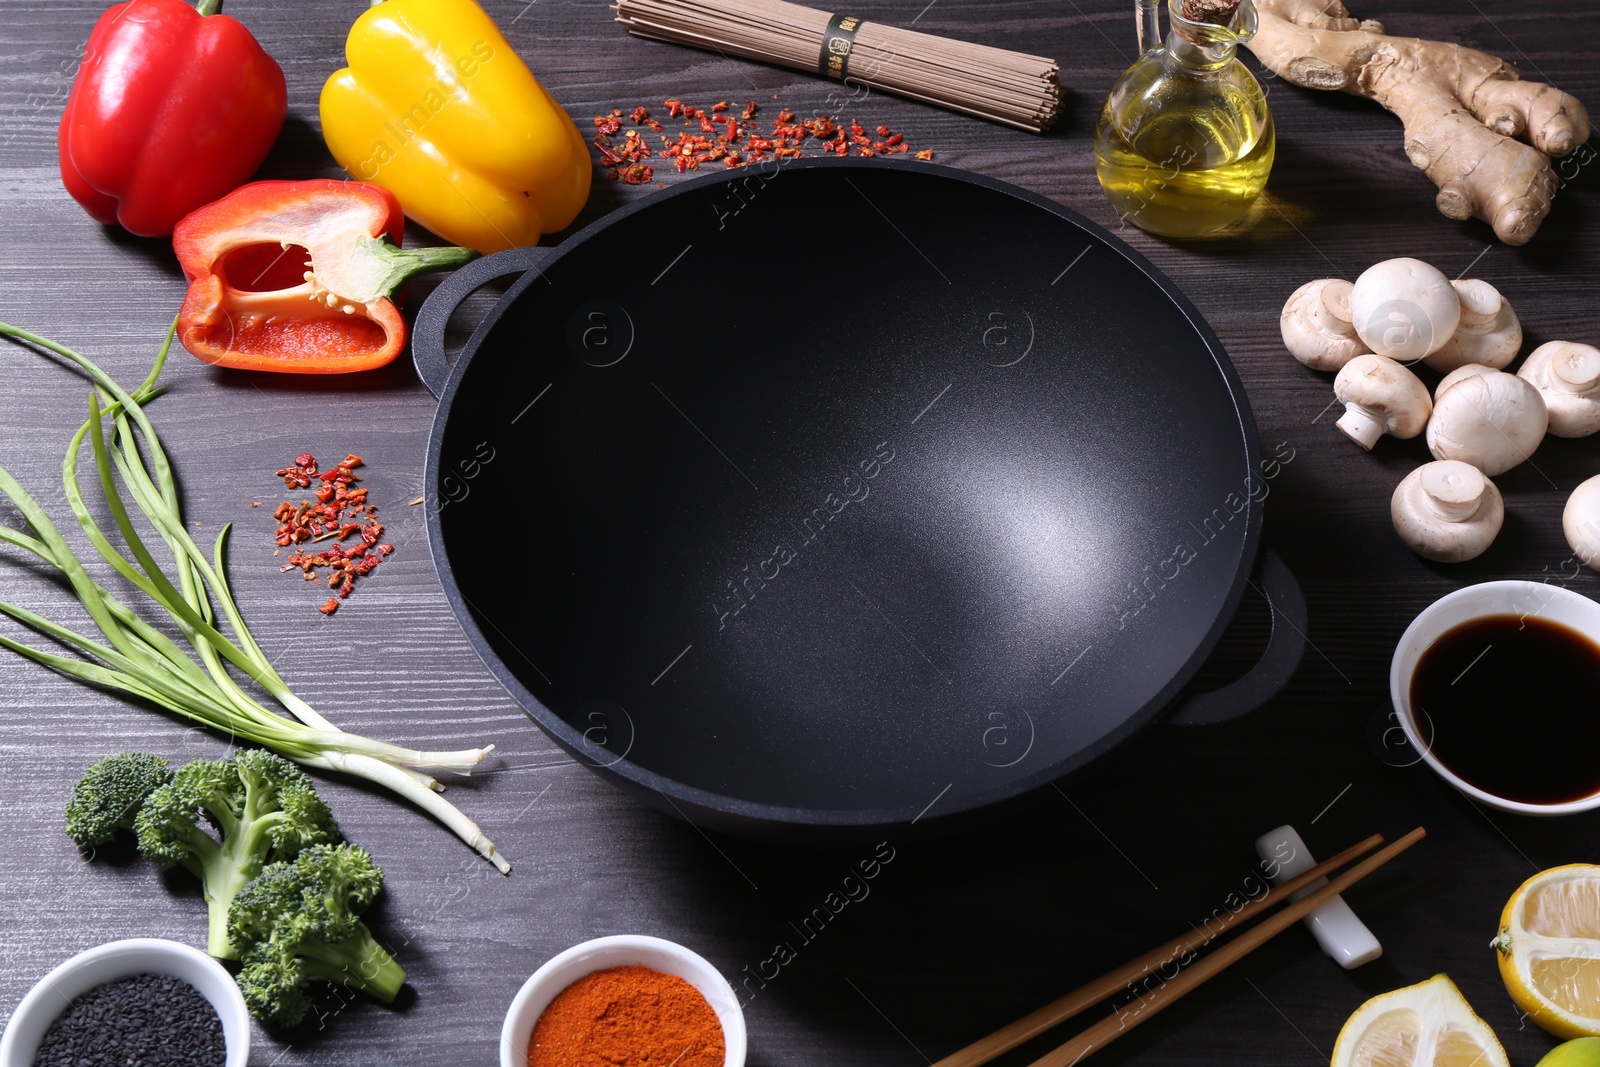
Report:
0,319,510,873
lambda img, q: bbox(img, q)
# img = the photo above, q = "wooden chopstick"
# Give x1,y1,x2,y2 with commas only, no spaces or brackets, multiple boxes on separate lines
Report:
1028,827,1426,1067
930,832,1386,1067
931,833,1386,1067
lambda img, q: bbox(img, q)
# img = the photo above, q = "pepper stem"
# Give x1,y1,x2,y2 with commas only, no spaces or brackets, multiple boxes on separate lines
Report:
194,0,223,15
361,238,479,299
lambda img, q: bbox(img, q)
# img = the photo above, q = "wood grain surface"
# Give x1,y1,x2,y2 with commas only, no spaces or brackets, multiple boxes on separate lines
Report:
2,0,1598,1064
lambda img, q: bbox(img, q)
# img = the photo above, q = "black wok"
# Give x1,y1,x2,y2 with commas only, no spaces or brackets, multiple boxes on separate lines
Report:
411,158,1305,842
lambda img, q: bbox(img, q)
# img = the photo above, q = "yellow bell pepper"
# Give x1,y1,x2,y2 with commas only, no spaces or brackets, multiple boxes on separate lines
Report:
320,0,591,253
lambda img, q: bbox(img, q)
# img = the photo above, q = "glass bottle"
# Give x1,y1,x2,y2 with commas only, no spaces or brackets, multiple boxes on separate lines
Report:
1093,0,1274,238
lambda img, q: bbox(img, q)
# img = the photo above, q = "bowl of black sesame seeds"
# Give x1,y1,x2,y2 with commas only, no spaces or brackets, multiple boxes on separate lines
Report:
0,938,247,1067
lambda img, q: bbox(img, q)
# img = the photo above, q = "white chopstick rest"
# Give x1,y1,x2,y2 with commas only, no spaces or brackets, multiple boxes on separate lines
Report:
1255,825,1382,969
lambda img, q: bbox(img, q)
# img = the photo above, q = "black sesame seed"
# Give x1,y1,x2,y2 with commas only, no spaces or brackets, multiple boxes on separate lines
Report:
32,973,225,1067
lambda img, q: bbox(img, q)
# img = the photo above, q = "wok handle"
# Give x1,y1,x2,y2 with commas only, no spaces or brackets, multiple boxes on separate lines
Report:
1164,548,1306,725
411,245,554,398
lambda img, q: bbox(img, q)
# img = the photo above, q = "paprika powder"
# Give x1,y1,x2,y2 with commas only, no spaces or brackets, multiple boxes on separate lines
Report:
527,965,725,1067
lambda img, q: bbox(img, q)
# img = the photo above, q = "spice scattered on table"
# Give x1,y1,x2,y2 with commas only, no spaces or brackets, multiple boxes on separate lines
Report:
590,97,933,183
33,973,225,1067
271,452,392,615
527,964,724,1067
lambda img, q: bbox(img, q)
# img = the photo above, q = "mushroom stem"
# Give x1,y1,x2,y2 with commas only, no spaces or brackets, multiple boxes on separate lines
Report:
1336,406,1386,450
1551,344,1600,393
1423,278,1521,373
1420,462,1487,522
1320,279,1353,322
1454,278,1502,327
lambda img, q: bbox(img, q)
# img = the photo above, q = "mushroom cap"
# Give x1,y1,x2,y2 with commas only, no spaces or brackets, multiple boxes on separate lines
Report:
1518,341,1600,438
1349,257,1462,360
1391,460,1504,562
1333,354,1433,449
1435,363,1496,401
1425,369,1548,475
1565,474,1600,570
1281,278,1369,371
1421,278,1521,372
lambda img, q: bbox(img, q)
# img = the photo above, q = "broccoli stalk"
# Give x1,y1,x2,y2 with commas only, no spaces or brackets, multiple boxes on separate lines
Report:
230,844,405,1027
135,749,338,958
65,753,173,847
290,922,406,1002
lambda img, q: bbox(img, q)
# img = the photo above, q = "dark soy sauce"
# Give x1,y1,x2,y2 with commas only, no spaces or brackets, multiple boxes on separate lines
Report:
1411,614,1600,805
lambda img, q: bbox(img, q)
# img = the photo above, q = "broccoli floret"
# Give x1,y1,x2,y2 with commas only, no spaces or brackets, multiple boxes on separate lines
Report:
229,844,405,1027
135,749,339,958
65,753,174,847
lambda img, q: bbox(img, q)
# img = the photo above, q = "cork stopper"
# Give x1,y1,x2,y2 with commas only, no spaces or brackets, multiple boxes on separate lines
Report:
1181,0,1241,25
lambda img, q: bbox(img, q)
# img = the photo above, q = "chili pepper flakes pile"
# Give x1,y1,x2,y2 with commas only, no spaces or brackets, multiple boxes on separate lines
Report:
591,98,935,184
270,452,393,616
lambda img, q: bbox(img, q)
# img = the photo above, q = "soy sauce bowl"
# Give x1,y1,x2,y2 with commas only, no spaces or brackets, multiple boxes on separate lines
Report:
500,935,746,1067
1391,580,1600,816
0,938,249,1067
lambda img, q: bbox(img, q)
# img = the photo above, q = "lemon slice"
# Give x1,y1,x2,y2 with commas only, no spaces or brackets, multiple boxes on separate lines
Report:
1496,864,1600,1038
1331,974,1509,1067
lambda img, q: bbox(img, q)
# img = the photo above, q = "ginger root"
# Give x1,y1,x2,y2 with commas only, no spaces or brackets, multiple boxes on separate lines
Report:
1246,0,1591,245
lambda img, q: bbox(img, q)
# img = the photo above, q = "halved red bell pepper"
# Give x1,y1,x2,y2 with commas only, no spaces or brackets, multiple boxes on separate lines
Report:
173,180,475,374
59,0,287,237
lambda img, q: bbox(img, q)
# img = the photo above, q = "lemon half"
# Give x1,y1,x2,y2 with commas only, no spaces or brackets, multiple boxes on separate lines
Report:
1496,864,1600,1039
1331,974,1509,1067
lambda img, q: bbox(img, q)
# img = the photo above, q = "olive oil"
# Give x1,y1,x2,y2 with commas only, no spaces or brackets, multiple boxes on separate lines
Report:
1094,88,1274,238
1095,0,1274,239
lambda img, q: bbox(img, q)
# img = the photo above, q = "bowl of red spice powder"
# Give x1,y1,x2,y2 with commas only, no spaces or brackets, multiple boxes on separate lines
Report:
500,934,746,1067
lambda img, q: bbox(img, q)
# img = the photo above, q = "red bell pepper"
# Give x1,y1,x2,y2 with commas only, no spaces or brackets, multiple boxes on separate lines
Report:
173,180,475,374
59,0,287,237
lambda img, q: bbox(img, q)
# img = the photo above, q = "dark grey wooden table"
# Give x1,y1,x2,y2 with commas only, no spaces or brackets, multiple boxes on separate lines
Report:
3,0,1598,1064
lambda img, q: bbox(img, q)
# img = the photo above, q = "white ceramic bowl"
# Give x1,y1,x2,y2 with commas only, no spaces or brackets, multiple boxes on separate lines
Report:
501,934,747,1067
1391,579,1600,815
0,938,248,1067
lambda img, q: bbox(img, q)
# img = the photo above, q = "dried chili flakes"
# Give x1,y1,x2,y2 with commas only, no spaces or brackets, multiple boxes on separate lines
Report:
592,108,654,184
270,452,391,616
589,95,931,182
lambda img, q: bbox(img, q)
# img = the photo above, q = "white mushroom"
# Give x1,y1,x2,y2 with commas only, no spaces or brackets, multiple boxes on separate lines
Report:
1333,354,1432,450
1349,257,1462,361
1425,368,1547,475
1517,341,1600,438
1564,475,1600,570
1422,279,1521,372
1434,363,1497,400
1391,460,1504,562
1281,279,1369,371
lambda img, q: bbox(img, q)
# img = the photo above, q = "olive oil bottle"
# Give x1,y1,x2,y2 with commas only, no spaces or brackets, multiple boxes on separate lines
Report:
1094,0,1274,238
